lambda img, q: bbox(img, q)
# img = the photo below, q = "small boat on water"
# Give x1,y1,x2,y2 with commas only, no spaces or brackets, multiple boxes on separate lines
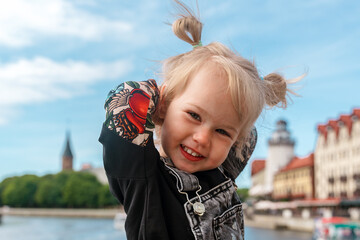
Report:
113,212,126,230
313,217,360,239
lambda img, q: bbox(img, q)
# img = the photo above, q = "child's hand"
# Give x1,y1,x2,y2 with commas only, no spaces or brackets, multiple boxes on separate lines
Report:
104,79,160,146
106,88,130,114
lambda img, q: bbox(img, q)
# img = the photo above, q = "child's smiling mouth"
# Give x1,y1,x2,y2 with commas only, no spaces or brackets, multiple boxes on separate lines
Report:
180,144,204,161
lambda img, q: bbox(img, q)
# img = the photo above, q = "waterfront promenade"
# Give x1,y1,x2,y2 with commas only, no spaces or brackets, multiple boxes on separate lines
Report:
244,215,314,232
1,207,121,219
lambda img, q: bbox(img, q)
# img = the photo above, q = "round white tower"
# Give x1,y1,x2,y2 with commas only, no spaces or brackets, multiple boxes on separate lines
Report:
264,120,295,194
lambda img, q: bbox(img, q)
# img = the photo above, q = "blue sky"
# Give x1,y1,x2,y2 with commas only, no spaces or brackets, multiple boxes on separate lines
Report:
0,0,359,188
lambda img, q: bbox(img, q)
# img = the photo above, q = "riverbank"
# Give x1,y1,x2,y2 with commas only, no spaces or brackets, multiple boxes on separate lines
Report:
1,207,123,219
244,214,314,232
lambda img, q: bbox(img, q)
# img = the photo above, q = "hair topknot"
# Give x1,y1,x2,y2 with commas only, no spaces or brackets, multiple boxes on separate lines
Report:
263,73,288,108
172,0,202,46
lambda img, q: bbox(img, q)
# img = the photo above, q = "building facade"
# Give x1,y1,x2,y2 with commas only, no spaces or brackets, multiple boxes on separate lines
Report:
273,154,314,200
249,160,266,196
315,108,360,199
81,163,108,184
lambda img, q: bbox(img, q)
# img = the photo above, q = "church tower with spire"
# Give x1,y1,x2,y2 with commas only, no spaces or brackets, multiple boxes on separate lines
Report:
62,131,74,171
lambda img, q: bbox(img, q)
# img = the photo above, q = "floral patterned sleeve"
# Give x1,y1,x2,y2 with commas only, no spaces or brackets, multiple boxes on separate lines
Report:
103,79,159,147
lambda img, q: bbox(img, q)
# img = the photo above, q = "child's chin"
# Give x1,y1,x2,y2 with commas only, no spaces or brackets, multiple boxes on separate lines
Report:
173,161,197,173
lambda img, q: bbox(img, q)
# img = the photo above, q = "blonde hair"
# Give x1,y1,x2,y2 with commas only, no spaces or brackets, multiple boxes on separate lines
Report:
154,1,300,169
157,1,298,139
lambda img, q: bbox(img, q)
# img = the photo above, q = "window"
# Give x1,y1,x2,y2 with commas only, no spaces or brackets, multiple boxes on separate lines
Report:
340,191,347,198
354,189,360,197
340,175,347,183
353,173,360,180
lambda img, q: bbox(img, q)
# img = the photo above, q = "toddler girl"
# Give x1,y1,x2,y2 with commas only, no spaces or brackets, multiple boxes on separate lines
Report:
99,1,297,239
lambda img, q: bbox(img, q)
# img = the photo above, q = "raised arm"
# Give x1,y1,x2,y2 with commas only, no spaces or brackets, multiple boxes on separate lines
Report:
103,79,159,146
99,80,163,239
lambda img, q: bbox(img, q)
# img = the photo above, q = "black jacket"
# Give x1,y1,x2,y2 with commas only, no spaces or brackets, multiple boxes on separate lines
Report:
99,125,229,239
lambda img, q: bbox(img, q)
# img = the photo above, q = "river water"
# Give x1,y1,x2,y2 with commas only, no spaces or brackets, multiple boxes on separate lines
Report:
0,216,312,240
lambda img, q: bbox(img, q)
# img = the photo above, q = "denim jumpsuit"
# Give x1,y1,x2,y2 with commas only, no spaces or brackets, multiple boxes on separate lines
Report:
162,157,244,240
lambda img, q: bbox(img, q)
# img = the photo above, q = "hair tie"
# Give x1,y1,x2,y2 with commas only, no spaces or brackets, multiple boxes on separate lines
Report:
260,76,264,81
192,41,203,49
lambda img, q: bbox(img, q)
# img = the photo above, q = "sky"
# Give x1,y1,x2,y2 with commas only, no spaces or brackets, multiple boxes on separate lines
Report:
0,0,359,188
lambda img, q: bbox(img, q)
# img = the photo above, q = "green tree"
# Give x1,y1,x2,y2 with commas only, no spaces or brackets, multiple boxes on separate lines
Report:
1,171,120,208
98,184,119,207
236,188,249,202
2,175,40,207
62,172,102,208
55,171,73,186
35,177,63,208
34,172,73,208
0,176,19,205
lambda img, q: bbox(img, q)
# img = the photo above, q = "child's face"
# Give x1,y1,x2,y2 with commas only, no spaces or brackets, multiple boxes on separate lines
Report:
160,62,241,173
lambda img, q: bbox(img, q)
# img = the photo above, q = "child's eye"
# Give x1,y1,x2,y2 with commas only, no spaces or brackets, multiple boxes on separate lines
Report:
216,129,230,137
188,112,201,121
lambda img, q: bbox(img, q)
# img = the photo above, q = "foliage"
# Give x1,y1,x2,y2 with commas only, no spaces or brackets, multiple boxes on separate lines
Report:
0,171,118,208
2,175,40,207
62,172,102,208
35,175,63,207
98,184,119,207
236,188,249,202
0,176,18,205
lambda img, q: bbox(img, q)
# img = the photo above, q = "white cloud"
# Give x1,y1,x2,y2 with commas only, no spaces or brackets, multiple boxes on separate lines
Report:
0,0,133,47
0,57,133,124
0,116,8,125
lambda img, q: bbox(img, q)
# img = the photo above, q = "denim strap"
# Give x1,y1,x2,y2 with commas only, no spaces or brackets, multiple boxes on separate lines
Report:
161,157,200,192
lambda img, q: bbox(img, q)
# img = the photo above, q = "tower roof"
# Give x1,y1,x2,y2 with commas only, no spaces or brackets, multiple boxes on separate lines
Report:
63,131,73,158
268,119,295,146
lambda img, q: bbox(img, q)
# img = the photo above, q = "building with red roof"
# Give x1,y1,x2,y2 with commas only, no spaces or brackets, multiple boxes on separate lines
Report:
315,108,360,199
249,159,266,197
251,160,266,176
273,153,314,200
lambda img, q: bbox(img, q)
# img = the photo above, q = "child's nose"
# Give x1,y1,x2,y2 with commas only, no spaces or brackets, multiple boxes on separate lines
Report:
193,127,211,147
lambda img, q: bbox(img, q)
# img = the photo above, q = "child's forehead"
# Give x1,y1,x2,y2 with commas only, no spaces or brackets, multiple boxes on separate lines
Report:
165,59,243,120
175,68,240,121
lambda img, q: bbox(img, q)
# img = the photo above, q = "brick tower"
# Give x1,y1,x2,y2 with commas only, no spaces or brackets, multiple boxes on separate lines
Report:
62,131,74,171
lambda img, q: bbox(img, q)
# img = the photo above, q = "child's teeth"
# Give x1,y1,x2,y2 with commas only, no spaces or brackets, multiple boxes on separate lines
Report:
183,145,201,157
